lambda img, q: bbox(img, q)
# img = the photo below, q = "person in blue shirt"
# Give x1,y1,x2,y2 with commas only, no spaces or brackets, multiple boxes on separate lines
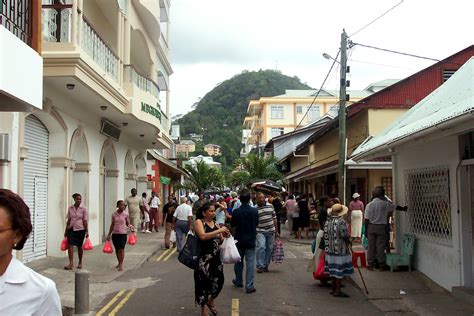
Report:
231,189,259,294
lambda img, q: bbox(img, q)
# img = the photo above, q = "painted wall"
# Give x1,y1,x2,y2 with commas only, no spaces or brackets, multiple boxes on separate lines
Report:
394,134,462,290
367,108,407,135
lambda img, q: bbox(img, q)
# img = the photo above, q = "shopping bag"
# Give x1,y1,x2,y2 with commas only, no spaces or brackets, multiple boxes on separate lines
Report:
314,251,330,280
103,240,113,254
60,238,68,251
307,253,317,272
128,232,137,245
271,238,284,264
178,231,200,269
219,236,241,264
362,234,368,250
170,230,176,243
83,237,93,251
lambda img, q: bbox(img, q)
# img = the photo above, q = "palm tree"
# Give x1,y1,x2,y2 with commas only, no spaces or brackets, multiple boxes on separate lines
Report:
229,154,283,189
182,160,225,193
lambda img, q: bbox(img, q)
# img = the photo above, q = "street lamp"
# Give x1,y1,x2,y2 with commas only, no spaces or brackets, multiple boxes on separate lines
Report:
322,53,340,64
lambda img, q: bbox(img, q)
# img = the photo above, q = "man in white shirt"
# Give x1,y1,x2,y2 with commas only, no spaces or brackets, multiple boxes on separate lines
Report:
173,196,193,251
149,191,161,232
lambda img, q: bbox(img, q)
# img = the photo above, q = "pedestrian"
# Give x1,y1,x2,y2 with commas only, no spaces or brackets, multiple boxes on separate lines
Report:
349,193,364,242
231,189,259,294
323,203,354,298
284,195,297,234
163,195,179,249
149,191,161,232
192,192,207,218
173,196,193,252
0,189,62,315
194,203,230,316
365,186,407,270
125,188,141,231
271,194,283,235
64,193,89,270
107,200,133,271
140,192,152,233
215,197,228,228
255,192,278,273
298,194,310,239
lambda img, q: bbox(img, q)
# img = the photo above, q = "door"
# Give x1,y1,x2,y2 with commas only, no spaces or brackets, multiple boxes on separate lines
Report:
23,115,49,262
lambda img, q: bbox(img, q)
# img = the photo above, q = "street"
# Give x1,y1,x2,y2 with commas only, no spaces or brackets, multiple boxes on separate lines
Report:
94,239,379,316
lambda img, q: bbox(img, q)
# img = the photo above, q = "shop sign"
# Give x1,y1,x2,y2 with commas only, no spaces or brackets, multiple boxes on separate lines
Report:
141,102,161,122
160,175,171,185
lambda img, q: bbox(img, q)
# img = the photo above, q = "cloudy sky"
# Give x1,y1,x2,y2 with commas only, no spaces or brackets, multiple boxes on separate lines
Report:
168,0,474,117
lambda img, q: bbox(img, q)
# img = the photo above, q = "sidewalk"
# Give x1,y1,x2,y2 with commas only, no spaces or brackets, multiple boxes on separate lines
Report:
281,225,474,315
26,231,165,313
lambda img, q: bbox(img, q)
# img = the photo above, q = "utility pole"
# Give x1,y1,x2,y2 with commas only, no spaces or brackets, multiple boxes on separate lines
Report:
338,29,348,204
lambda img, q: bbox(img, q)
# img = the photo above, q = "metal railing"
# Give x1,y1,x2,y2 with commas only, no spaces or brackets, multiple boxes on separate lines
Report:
1,0,33,45
124,65,160,100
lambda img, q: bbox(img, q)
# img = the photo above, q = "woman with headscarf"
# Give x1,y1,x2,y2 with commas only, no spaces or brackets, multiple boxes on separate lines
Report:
323,203,354,297
0,189,61,315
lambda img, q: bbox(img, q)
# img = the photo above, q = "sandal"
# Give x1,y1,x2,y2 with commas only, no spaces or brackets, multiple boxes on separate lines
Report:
206,303,218,315
333,292,350,298
64,266,73,270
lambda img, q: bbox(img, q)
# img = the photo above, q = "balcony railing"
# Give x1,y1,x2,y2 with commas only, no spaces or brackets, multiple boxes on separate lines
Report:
124,65,160,100
42,4,119,81
1,0,33,45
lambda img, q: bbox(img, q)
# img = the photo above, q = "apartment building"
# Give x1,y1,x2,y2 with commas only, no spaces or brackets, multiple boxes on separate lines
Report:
241,85,393,155
176,139,196,157
0,0,176,262
204,143,221,156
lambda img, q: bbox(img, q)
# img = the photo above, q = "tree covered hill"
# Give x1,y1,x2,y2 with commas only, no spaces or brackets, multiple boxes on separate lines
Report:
175,69,312,171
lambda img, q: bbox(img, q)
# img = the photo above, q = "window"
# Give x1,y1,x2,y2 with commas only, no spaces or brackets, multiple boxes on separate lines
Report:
270,106,284,119
296,105,302,113
405,166,451,240
306,105,320,122
381,177,393,200
270,128,284,138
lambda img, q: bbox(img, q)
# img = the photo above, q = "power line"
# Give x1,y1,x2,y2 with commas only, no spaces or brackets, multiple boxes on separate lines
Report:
349,0,405,37
349,41,440,62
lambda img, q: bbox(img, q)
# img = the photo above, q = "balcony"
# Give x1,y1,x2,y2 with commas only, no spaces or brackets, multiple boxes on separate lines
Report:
124,65,159,100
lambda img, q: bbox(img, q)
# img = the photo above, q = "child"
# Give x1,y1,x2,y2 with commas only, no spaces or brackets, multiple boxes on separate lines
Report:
107,200,133,271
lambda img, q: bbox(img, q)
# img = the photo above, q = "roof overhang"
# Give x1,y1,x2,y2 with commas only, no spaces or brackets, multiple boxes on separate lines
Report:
147,149,185,175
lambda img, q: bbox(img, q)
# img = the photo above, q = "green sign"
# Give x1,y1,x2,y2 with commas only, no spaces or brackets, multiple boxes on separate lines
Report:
160,176,171,185
141,102,161,122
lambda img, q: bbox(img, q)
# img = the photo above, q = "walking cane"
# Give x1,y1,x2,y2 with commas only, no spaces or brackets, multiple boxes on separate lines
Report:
351,247,369,295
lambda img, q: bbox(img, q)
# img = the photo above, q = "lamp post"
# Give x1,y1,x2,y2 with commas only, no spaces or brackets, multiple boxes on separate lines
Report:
338,30,348,204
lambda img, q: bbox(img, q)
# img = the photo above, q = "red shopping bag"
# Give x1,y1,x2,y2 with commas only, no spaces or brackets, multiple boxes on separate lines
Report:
83,238,93,251
128,232,137,245
313,251,330,280
60,238,68,251
103,240,113,254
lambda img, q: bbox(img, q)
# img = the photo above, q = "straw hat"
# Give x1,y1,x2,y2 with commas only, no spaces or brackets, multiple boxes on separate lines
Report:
352,192,360,199
330,203,348,217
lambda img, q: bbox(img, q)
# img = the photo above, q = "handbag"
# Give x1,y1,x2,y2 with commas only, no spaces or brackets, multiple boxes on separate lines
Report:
178,231,200,269
219,236,241,264
128,232,137,245
60,238,68,251
103,240,113,254
271,238,284,264
83,237,93,251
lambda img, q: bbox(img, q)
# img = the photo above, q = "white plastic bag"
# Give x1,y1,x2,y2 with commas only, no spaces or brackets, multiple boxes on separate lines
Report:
219,236,241,264
170,230,176,243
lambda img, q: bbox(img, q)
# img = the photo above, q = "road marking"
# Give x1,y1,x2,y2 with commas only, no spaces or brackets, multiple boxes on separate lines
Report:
285,251,297,259
163,247,176,261
96,290,126,316
109,289,136,316
231,298,239,316
156,247,172,261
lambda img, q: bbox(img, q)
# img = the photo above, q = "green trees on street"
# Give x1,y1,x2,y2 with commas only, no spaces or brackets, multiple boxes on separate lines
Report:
180,160,225,193
229,154,283,190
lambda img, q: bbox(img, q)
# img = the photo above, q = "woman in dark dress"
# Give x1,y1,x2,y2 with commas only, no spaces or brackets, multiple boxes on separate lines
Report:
194,203,230,316
298,194,310,239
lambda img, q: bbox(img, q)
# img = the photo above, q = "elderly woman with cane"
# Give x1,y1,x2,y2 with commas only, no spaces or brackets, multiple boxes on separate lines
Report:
323,203,354,297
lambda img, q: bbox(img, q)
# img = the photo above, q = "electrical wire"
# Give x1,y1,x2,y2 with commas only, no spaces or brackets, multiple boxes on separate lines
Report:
349,41,440,62
349,0,405,37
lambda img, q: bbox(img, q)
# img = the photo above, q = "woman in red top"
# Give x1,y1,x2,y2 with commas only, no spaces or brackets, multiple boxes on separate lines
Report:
64,193,88,270
107,200,133,271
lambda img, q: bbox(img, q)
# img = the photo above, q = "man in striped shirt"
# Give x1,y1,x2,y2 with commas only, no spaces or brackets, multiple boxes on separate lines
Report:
255,192,279,273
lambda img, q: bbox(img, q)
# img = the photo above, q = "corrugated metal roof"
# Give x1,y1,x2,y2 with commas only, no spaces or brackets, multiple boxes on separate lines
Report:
352,57,474,160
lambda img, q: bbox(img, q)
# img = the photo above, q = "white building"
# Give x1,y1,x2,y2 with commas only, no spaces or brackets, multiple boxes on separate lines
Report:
351,58,474,293
184,155,221,169
1,0,174,262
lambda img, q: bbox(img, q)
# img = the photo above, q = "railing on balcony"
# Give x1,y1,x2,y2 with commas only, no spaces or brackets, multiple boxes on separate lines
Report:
42,4,119,81
1,0,33,45
124,65,160,100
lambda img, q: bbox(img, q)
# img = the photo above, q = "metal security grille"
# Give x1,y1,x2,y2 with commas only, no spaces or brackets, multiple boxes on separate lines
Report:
405,166,451,240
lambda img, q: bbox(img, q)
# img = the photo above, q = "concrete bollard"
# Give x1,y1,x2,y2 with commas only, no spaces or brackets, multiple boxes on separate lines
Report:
74,270,89,315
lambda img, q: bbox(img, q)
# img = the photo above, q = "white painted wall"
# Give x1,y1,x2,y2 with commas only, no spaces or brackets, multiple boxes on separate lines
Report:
394,134,462,290
0,26,42,110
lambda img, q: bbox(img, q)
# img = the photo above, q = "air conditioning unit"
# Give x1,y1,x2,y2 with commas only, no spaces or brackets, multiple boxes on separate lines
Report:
100,120,121,141
0,133,9,162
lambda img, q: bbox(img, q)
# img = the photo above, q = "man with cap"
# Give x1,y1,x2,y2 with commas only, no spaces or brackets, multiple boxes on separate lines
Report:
364,186,407,270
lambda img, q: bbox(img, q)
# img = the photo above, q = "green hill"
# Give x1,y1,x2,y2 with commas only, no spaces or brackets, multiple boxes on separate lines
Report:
175,69,312,172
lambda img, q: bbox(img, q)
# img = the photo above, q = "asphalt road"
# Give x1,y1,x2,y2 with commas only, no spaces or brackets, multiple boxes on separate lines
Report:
94,240,381,316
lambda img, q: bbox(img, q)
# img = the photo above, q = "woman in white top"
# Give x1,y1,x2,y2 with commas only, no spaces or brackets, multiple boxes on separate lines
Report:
173,196,193,252
0,189,61,315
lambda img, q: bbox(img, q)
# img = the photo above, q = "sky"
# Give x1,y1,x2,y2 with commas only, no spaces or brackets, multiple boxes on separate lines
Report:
168,0,474,117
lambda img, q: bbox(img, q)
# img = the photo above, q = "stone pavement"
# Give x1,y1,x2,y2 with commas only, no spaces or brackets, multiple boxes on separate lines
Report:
280,224,474,315
26,230,165,314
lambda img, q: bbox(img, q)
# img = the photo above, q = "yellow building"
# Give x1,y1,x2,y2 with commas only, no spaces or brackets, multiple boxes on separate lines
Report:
176,140,196,157
204,143,221,156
